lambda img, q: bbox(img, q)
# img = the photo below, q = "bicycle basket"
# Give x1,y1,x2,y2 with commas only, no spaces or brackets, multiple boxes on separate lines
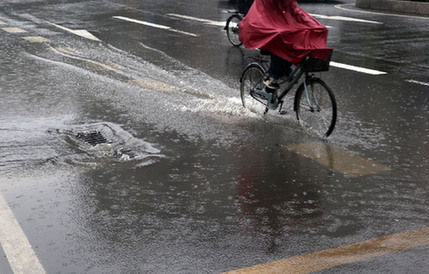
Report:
303,51,332,72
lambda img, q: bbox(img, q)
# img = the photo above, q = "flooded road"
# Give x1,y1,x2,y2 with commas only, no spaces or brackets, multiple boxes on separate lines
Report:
0,0,428,273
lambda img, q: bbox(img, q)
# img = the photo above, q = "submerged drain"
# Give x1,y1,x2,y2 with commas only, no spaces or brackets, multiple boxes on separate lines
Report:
76,131,108,146
54,122,163,164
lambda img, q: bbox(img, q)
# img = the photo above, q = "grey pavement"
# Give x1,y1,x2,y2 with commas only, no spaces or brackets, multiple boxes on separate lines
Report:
356,0,429,16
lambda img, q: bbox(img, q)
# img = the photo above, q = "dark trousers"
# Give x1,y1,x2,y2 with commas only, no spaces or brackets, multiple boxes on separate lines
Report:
268,54,292,80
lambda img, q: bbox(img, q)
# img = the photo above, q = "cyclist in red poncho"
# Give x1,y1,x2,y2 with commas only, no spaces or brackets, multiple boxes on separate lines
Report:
239,0,332,90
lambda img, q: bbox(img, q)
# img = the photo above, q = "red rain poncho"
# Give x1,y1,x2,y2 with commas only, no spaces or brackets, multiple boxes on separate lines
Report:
239,0,332,64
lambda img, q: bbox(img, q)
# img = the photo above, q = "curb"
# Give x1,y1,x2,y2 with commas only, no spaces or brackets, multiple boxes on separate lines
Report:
355,0,429,16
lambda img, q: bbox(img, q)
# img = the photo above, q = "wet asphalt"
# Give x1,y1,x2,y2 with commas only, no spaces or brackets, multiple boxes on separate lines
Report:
0,0,428,273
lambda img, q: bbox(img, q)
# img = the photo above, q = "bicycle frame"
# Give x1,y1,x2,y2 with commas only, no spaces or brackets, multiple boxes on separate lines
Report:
274,63,316,114
276,63,306,101
240,53,337,137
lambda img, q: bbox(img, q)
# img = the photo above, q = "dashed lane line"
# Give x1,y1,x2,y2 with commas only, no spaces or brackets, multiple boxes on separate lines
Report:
164,13,386,75
310,13,382,24
113,16,198,37
286,142,391,177
1,27,27,33
0,194,46,274
406,79,429,87
169,13,336,29
225,226,429,273
167,13,225,27
330,61,387,75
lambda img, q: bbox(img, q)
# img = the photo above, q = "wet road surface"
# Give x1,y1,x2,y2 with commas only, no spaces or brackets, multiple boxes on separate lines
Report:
0,0,428,273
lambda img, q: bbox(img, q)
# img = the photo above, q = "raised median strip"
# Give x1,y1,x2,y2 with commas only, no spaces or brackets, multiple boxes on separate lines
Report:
285,142,391,177
225,226,429,273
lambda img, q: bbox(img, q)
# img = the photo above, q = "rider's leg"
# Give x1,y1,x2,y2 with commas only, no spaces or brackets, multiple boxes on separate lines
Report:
262,54,292,107
264,54,292,91
268,54,292,79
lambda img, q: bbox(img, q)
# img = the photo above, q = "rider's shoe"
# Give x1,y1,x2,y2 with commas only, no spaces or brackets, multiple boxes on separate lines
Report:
263,75,280,90
267,90,279,110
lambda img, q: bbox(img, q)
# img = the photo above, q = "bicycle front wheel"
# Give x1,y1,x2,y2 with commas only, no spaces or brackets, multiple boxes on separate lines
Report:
240,63,267,114
226,14,242,47
295,78,337,137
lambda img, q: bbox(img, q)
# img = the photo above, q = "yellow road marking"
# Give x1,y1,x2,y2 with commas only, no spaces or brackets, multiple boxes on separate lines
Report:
23,36,51,43
225,227,429,274
1,27,27,33
130,78,214,99
130,77,179,92
286,142,391,177
85,61,124,71
53,46,81,55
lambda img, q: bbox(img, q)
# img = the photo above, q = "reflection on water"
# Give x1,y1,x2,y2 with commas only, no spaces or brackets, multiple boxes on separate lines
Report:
234,145,323,253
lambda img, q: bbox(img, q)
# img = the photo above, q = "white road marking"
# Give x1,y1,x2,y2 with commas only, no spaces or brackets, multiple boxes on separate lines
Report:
0,20,6,25
169,13,335,28
330,61,387,75
406,79,429,86
335,4,429,21
166,14,385,75
406,79,429,87
0,194,46,274
168,13,226,27
113,16,198,37
47,22,101,41
310,13,382,24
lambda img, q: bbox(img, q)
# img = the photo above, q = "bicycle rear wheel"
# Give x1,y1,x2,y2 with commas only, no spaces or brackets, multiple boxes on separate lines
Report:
240,64,267,114
295,78,337,137
226,14,243,47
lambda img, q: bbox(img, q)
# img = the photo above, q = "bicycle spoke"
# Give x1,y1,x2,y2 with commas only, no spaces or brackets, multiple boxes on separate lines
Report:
226,15,242,47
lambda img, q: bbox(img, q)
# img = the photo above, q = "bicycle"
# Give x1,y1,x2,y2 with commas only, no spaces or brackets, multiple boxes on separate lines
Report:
240,52,337,138
224,11,243,47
